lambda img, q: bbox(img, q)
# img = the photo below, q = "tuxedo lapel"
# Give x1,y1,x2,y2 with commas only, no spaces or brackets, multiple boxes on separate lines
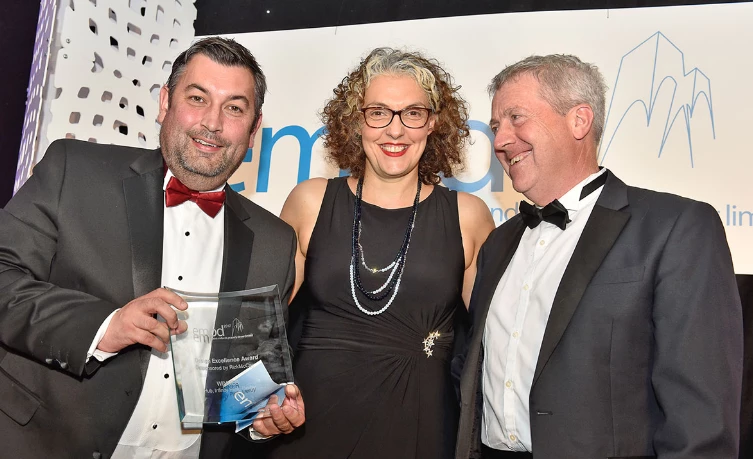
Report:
203,189,255,416
122,150,164,380
208,189,254,354
458,216,526,456
123,151,164,297
220,188,254,292
532,173,630,385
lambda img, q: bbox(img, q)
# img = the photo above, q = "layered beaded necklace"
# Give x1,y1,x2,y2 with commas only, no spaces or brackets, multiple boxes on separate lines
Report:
349,176,421,316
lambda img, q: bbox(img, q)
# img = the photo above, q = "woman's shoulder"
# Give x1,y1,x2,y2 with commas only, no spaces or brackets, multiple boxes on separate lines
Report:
427,187,490,221
456,191,491,217
456,191,495,235
287,177,332,204
281,178,330,225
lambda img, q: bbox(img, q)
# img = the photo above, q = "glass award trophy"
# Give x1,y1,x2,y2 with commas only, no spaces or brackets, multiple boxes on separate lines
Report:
168,285,294,429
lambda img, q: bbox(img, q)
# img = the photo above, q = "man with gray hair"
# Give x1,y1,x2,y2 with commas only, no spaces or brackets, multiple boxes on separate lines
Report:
454,54,742,459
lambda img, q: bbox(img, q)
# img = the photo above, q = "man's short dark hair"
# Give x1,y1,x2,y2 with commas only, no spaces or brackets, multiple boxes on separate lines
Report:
166,36,267,124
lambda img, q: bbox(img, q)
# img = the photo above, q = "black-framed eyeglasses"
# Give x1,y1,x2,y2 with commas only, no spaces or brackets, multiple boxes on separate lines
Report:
360,106,433,129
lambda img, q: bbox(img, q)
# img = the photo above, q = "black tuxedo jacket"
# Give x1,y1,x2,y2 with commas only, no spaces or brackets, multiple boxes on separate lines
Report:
454,172,743,459
0,139,296,459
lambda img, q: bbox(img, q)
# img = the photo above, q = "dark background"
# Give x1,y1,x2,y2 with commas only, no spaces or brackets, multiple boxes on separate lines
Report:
1,2,40,208
194,0,741,34
1,3,751,456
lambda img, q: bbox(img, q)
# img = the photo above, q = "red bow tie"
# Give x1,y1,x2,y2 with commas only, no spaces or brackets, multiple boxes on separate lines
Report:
165,176,226,218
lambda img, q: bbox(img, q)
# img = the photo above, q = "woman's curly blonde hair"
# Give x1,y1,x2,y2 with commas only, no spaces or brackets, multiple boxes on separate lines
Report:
320,47,470,185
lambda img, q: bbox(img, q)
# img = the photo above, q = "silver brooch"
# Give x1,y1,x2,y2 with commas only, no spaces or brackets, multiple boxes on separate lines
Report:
422,331,441,358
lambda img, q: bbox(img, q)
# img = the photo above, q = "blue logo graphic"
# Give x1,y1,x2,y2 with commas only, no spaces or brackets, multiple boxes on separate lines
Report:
599,31,715,167
441,120,506,193
230,120,506,194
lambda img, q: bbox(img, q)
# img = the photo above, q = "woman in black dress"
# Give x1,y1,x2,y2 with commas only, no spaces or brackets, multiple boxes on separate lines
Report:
269,47,494,459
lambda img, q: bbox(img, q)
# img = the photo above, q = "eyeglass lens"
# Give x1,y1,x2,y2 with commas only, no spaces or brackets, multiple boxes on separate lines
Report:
363,107,430,128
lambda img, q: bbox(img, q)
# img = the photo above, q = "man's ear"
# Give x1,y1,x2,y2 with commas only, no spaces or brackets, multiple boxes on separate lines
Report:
249,112,263,148
157,85,170,124
570,104,594,141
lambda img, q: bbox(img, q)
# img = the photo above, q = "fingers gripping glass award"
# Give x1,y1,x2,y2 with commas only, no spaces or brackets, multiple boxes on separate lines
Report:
167,285,294,431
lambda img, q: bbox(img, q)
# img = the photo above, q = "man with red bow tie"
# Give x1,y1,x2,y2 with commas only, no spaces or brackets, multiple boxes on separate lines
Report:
0,37,304,459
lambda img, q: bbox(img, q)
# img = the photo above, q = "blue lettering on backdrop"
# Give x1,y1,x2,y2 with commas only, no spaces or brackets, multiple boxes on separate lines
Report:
490,201,521,223
726,205,753,227
256,125,327,192
441,120,504,193
229,148,255,192
229,120,505,194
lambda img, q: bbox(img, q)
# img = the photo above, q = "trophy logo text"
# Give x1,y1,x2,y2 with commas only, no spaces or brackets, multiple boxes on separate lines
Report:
193,323,233,343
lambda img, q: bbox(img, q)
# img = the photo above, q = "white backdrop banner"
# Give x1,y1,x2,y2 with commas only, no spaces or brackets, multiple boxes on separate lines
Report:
208,3,749,274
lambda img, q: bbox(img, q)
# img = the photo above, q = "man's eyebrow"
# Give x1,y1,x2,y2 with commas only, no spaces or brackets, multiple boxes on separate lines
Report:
185,83,250,105
490,105,524,124
489,104,525,125
504,105,525,116
226,95,251,105
185,83,208,94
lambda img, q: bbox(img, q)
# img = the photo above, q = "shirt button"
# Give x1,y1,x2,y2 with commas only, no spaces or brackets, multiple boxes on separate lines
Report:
523,284,529,291
512,331,519,338
539,239,545,246
185,231,190,236
510,434,517,442
152,424,158,429
505,380,512,388
164,373,170,379
178,275,183,281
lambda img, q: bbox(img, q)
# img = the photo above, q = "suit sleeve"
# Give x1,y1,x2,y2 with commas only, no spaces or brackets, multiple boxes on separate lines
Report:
0,140,117,377
651,201,743,458
451,236,488,398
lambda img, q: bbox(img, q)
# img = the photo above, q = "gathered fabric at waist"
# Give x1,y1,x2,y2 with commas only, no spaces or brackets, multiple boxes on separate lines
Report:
296,308,454,361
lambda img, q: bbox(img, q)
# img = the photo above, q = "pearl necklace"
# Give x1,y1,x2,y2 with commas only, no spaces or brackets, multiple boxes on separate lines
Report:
349,176,421,316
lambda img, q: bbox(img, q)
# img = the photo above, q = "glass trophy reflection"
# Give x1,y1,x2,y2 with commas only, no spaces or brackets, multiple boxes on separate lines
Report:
167,285,293,429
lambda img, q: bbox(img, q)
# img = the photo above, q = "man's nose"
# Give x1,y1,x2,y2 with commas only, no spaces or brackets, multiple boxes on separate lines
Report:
493,120,514,152
201,105,223,132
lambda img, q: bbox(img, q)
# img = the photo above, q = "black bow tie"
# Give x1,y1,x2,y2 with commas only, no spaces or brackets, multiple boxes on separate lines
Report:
518,171,609,231
519,200,571,230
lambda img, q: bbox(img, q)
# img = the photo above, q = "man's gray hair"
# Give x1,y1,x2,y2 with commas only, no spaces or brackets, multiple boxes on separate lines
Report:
488,54,608,143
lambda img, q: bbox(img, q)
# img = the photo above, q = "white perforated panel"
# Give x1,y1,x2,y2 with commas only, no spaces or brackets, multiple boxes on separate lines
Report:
17,0,197,190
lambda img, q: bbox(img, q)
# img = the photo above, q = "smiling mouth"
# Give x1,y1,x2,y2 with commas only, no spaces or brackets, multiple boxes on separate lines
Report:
382,144,408,152
509,151,530,166
381,144,409,157
193,138,221,148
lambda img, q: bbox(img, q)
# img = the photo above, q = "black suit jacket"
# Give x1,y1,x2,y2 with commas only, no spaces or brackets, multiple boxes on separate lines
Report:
0,139,296,459
454,172,743,459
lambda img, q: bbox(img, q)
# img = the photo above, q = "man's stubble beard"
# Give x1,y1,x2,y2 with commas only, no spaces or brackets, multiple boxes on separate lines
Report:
161,121,241,191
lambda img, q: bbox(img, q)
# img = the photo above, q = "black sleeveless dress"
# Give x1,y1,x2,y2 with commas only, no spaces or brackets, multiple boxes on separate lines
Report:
269,177,465,459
